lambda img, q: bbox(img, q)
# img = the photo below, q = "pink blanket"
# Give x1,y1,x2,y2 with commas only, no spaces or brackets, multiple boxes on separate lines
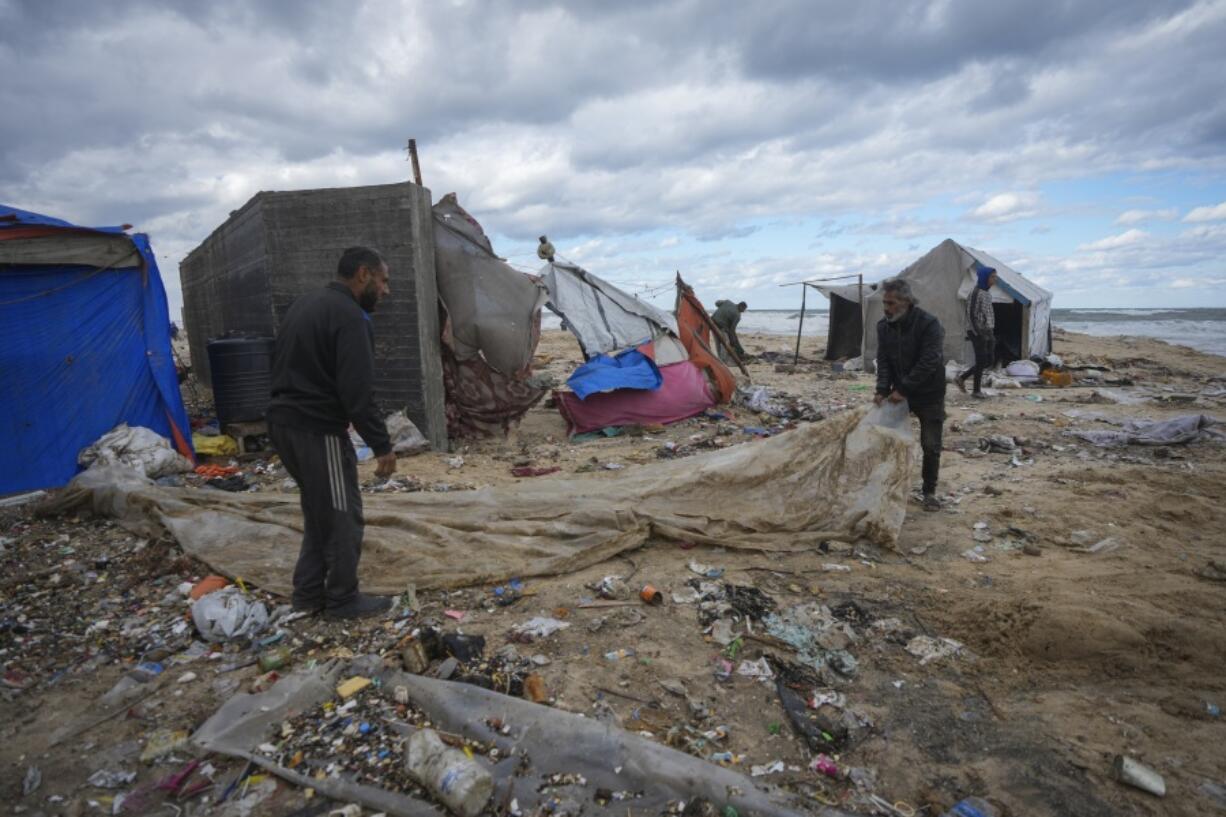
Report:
555,361,715,435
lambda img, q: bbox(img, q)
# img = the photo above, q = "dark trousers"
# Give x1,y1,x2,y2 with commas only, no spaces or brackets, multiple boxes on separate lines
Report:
959,334,996,393
911,400,945,495
269,422,364,609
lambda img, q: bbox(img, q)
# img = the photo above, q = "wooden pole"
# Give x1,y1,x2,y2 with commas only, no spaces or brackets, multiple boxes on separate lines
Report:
793,285,806,364
407,138,423,185
858,273,866,362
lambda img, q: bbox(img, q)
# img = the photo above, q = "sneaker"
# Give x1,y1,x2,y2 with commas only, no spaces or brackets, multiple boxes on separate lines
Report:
970,391,989,400
955,374,968,393
922,493,941,512
292,600,324,615
324,592,392,621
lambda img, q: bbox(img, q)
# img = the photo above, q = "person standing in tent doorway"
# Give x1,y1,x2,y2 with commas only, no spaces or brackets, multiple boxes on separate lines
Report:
266,246,397,620
712,299,748,363
957,264,997,399
873,279,947,512
537,235,556,262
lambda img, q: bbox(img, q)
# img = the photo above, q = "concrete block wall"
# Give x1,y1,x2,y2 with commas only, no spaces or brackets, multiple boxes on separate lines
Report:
179,181,447,450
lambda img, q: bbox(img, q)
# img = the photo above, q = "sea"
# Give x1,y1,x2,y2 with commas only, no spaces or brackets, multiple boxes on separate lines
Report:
542,308,1226,357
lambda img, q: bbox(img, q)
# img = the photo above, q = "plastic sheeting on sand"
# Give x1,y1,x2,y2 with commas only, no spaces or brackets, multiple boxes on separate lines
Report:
565,349,664,400
48,404,913,595
1066,414,1224,447
191,656,853,817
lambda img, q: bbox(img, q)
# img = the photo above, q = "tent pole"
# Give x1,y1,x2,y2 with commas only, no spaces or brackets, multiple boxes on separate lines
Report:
858,273,866,362
794,285,806,364
407,138,423,185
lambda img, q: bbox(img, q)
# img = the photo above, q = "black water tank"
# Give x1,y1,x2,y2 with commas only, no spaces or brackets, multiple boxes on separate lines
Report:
207,336,275,426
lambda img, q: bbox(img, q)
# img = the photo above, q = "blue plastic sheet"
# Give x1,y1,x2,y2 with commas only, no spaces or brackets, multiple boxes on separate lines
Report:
566,349,663,400
1,205,192,494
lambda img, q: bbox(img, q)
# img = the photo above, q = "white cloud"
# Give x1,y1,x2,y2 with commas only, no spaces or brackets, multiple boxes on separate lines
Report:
1116,208,1178,224
1184,201,1226,222
966,192,1042,223
1077,229,1148,251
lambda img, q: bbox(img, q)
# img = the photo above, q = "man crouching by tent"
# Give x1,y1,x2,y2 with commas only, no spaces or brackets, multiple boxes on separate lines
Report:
873,278,946,512
267,246,397,619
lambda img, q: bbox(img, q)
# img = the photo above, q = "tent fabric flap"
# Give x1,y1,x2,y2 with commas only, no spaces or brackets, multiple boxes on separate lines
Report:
543,262,678,358
0,205,192,494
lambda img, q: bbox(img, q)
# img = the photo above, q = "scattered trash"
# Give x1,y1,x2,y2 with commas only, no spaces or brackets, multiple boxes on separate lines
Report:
1114,755,1166,797
736,658,774,681
605,648,636,661
140,728,190,763
822,563,851,573
962,546,990,563
445,609,466,621
639,584,664,605
942,797,1000,816
191,587,269,642
177,671,197,684
87,769,137,789
523,673,549,703
905,635,964,665
405,728,494,817
688,560,724,579
510,465,562,477
511,617,570,642
750,760,785,777
21,765,41,796
810,754,840,778
336,676,373,699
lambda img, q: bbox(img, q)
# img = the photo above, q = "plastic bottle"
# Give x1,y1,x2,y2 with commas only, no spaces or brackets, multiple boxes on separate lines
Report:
942,798,999,817
405,728,493,817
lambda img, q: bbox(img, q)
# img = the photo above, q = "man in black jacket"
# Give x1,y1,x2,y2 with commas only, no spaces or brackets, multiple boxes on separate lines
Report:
874,278,946,512
266,246,397,619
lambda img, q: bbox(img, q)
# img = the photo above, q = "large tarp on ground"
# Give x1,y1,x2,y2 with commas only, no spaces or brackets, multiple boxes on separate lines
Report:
0,204,192,494
50,405,913,594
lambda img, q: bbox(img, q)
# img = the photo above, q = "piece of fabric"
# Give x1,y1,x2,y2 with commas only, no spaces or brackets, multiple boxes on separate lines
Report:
267,283,391,456
1066,414,1224,448
434,194,548,376
556,361,713,434
675,284,738,403
0,205,192,494
542,261,678,358
269,422,364,609
194,433,239,457
442,343,547,438
53,405,916,596
875,306,947,403
566,349,663,400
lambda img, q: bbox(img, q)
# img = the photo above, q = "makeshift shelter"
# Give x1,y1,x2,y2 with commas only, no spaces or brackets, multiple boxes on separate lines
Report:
0,205,192,494
541,263,737,434
820,239,1052,366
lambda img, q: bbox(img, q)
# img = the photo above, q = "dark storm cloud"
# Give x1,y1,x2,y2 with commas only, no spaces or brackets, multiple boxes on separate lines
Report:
2,0,1224,311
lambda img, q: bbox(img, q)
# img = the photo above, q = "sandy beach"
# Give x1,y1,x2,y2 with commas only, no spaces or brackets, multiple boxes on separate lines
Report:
3,328,1224,816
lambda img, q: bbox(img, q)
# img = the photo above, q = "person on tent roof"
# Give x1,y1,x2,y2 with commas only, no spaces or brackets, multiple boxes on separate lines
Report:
957,264,997,398
873,278,947,512
266,246,397,620
537,235,556,262
712,299,748,362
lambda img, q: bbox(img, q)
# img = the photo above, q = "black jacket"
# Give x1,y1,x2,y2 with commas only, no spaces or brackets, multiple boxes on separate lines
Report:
267,282,391,456
875,306,946,405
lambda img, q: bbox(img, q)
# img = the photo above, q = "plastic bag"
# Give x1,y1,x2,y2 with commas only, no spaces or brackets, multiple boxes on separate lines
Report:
78,424,193,479
191,587,269,642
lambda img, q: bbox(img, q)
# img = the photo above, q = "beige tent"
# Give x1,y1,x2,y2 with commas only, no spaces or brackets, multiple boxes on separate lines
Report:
822,239,1053,366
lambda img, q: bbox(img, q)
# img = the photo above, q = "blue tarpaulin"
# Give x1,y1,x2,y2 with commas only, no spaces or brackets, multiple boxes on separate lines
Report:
0,204,193,495
566,349,663,400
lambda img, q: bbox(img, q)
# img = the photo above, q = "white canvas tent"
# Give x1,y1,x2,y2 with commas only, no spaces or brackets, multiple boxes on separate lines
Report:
823,239,1053,367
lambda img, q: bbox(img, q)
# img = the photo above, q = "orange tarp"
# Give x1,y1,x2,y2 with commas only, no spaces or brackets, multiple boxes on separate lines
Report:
675,286,737,403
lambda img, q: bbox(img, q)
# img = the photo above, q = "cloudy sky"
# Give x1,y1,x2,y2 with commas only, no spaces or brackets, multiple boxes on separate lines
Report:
3,0,1225,316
